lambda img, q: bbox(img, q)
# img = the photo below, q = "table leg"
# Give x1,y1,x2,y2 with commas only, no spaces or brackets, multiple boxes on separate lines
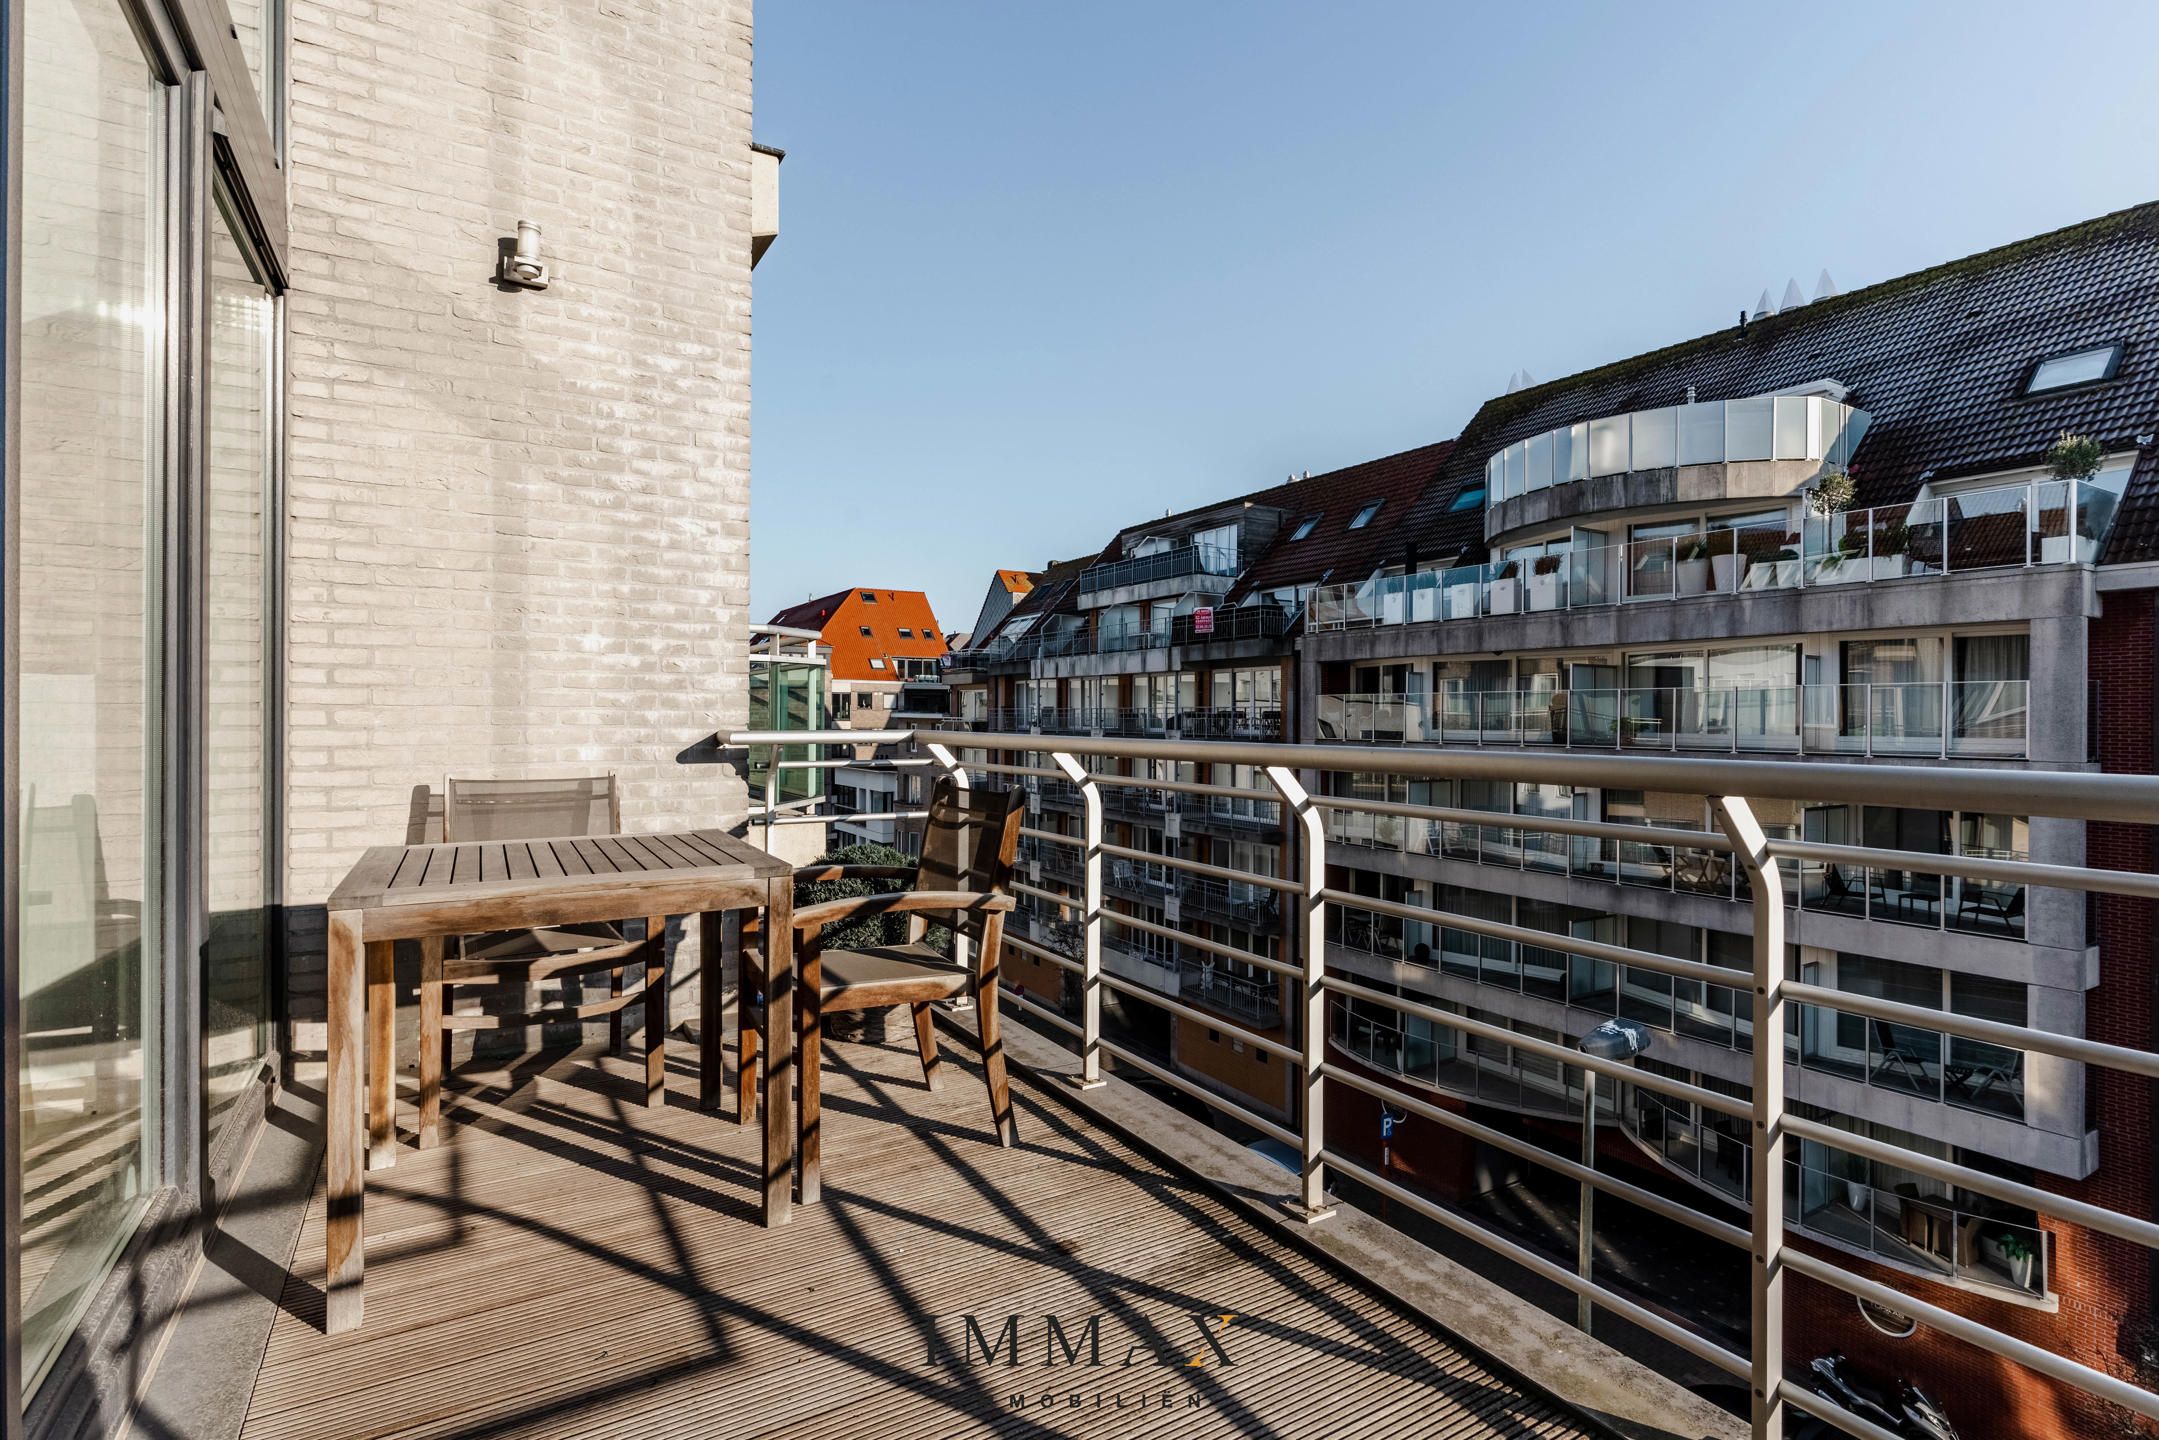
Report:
326,909,366,1333
417,934,443,1149
763,875,794,1226
366,940,396,1171
699,909,733,1112
644,915,668,1106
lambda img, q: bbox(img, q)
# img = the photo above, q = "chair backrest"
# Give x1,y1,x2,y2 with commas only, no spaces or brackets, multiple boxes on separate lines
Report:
913,778,1026,943
444,775,620,842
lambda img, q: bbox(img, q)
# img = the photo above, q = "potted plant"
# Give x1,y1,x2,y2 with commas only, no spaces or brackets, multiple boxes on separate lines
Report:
1990,1229,2038,1290
2043,431,2103,563
1675,537,1710,595
1488,560,1521,615
1875,520,1911,579
1529,553,1565,611
1709,530,1745,592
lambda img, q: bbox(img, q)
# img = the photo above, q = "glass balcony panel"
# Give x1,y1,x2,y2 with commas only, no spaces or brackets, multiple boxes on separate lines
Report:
1626,538,1674,600
1948,679,2028,756
1566,542,1618,607
1566,688,1618,748
1945,485,2031,571
1946,1036,2025,1120
1868,682,1945,756
1772,396,1811,460
1798,1004,1868,1080
1588,415,1630,476
1678,401,1724,464
1525,430,1554,491
1673,980,1732,1046
1619,967,1673,1029
1869,1020,1945,1100
1630,407,1676,470
1566,422,1590,481
1724,395,1773,461
1620,687,1675,751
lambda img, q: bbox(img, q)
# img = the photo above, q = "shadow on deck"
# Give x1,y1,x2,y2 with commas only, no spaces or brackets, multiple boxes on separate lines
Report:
232,1031,1598,1439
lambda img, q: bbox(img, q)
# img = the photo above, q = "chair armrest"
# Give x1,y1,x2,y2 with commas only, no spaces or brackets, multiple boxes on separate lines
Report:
790,864,918,884
792,890,1014,933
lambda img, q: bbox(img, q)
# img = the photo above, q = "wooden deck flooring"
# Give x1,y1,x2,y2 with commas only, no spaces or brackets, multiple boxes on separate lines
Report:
240,1029,1595,1439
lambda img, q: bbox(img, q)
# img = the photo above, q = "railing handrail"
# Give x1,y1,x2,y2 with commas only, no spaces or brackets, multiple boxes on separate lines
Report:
723,722,2159,1436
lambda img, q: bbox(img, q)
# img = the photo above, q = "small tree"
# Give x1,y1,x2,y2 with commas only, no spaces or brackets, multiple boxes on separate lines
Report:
1808,468,1856,518
2048,431,2104,481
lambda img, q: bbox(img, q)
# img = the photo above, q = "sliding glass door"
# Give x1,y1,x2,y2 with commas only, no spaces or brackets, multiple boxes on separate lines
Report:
16,0,168,1388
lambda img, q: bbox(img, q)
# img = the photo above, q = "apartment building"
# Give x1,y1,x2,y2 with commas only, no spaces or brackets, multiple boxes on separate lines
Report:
945,445,1455,1121
1303,203,2159,1434
766,589,948,854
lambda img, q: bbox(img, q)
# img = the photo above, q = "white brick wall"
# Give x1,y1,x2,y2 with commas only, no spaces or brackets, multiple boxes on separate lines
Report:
282,0,756,1044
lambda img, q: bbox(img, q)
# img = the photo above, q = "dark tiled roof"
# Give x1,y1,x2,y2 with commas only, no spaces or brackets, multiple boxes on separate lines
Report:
2103,446,2159,566
1228,440,1456,600
1399,200,2159,565
975,554,1095,645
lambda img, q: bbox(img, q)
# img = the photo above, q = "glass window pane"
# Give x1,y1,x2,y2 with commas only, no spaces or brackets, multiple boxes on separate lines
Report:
18,0,164,1388
206,197,274,1148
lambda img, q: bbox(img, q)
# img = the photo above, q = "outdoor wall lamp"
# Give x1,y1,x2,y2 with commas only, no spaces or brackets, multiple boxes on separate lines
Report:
500,220,549,289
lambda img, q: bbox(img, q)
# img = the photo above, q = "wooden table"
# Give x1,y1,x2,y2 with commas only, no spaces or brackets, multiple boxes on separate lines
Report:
322,828,793,1333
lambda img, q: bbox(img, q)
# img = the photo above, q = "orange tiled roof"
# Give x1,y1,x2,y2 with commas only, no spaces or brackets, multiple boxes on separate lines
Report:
767,587,948,682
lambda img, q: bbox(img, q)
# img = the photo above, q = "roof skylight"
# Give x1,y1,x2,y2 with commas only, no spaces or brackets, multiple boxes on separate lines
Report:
1348,501,1383,529
2026,343,2121,394
1289,514,1321,541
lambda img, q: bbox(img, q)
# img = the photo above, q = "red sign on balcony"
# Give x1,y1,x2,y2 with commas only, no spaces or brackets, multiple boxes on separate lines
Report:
1192,606,1215,635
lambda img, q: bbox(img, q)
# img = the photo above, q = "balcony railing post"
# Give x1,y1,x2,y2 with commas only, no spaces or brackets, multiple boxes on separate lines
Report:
1052,751,1106,1089
927,742,973,977
1267,763,1336,1222
1712,795,1787,1440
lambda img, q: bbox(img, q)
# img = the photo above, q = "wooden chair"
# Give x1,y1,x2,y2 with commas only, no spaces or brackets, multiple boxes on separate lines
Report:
420,776,668,1138
739,781,1025,1190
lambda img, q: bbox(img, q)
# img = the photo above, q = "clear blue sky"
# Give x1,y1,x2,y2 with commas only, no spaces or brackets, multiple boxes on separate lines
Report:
751,1,2159,633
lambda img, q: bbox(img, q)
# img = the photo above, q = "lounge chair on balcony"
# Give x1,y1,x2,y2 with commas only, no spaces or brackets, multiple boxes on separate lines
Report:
422,775,667,1125
737,778,1026,1157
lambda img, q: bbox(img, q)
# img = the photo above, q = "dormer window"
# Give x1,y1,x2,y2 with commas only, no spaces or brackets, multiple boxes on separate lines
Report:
1289,514,1321,542
1348,501,1383,529
2025,343,2121,395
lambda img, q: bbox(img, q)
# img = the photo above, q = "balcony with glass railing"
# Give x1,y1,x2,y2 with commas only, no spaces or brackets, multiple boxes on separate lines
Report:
1622,1086,2048,1300
1310,476,2126,632
1483,391,1868,511
1319,681,2030,759
1180,956,1284,1028
1078,540,1240,597
1322,808,2029,942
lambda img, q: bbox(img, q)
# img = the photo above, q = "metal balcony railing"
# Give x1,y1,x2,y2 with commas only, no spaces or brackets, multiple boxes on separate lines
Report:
727,723,2159,1440
1170,600,1293,645
1319,681,2031,759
